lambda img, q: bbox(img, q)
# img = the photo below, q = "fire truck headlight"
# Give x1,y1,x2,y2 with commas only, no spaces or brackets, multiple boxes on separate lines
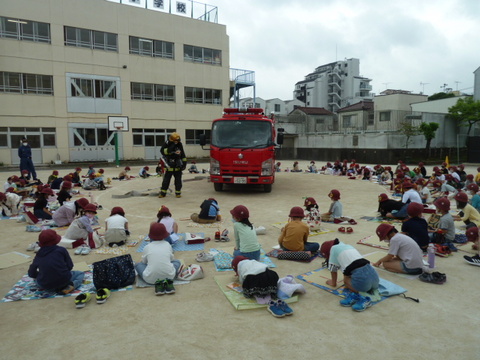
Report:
261,158,273,176
210,158,220,175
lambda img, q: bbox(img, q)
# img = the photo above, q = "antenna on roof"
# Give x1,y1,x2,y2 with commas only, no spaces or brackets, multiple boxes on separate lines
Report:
420,82,429,94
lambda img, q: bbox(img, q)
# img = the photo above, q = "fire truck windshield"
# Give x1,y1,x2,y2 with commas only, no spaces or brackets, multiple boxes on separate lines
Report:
212,120,273,149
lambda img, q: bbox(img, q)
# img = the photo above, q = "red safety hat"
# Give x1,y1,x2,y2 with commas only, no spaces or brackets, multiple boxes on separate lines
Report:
328,189,341,200
468,183,479,193
83,204,97,213
75,198,89,209
62,181,72,189
407,202,424,218
304,197,317,207
433,197,450,212
99,169,104,174
230,205,249,220
454,191,468,203
403,182,414,189
110,206,125,216
38,229,61,247
52,170,59,176
466,227,479,242
320,240,336,261
289,206,305,218
378,193,389,203
376,223,394,241
125,166,131,171
0,192,6,201
144,166,149,171
41,188,54,196
148,223,169,241
158,205,171,217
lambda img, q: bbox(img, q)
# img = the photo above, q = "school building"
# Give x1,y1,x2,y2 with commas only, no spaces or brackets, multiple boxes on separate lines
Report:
0,0,229,166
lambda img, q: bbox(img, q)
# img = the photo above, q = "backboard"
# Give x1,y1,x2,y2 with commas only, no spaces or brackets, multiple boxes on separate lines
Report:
108,116,129,131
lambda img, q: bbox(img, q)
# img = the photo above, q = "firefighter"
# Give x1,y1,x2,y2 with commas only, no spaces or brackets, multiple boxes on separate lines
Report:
159,132,187,198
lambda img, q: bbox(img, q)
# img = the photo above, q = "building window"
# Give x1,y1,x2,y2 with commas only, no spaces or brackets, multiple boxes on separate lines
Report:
183,45,221,65
0,127,56,148
368,113,374,125
70,78,116,98
184,87,222,105
379,111,391,121
274,104,281,112
186,129,211,145
353,135,358,146
0,71,53,95
129,36,174,59
343,115,352,128
64,26,117,51
132,128,176,146
131,82,175,102
0,16,50,43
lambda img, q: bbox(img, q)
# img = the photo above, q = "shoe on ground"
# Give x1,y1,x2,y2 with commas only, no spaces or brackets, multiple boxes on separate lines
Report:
75,293,92,309
445,242,458,252
175,194,181,198
196,252,214,262
267,300,286,318
60,284,75,295
164,279,175,294
96,288,111,304
464,255,480,266
155,279,166,295
277,300,293,315
27,242,40,252
340,292,360,307
74,245,85,255
352,295,372,312
158,194,166,198
81,246,91,255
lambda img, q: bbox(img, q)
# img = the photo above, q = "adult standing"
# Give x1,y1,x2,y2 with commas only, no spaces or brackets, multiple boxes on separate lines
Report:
159,132,186,198
18,137,37,180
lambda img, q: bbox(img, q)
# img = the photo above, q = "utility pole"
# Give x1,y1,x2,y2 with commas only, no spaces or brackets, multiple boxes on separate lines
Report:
420,82,429,94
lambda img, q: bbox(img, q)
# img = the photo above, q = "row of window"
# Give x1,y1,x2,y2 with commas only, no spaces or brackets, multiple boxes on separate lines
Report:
0,127,210,148
0,127,56,148
1,72,222,104
1,16,222,65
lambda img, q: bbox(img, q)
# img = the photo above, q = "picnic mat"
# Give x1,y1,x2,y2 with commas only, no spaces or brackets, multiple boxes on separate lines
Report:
1,271,133,302
360,216,402,224
137,233,205,252
214,275,298,310
357,235,390,250
94,245,129,256
211,248,276,272
186,221,224,228
0,252,32,269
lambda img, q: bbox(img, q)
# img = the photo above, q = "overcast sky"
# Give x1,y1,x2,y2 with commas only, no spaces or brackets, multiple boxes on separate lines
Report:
205,0,480,100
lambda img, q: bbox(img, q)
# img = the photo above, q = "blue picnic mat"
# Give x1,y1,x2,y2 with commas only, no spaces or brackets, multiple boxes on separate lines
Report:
1,271,133,302
137,233,205,252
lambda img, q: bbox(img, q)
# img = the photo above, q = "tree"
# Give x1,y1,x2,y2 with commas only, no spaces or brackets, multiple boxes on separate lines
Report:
398,121,419,149
448,97,480,135
418,122,440,156
428,92,455,101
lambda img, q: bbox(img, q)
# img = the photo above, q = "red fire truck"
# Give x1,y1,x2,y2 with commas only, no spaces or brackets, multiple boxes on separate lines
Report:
200,108,284,192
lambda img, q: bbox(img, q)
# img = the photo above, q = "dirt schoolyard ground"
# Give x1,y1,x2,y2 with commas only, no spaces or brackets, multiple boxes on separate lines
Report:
1,161,478,360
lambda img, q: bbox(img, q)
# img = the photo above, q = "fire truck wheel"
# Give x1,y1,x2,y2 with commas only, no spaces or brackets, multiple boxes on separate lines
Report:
263,184,272,193
214,183,223,192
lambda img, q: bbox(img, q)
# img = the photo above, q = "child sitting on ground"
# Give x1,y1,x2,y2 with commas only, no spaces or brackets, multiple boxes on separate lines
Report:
0,190,21,217
453,191,480,229
321,189,354,224
230,205,261,261
105,207,129,247
64,203,102,255
28,230,85,294
135,223,181,295
401,202,429,251
190,198,221,223
139,166,151,178
52,197,89,227
468,183,480,212
34,188,55,220
373,224,424,275
188,161,199,173
304,197,321,231
320,239,380,312
278,206,319,253
47,170,59,185
428,197,456,250
232,255,293,318
118,166,132,180
156,205,178,244
56,181,72,206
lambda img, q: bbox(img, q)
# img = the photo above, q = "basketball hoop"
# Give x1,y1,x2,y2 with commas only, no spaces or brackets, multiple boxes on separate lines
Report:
115,126,124,132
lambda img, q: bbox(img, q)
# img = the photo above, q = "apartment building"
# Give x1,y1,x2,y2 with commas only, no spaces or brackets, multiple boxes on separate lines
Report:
294,58,373,113
0,0,229,165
